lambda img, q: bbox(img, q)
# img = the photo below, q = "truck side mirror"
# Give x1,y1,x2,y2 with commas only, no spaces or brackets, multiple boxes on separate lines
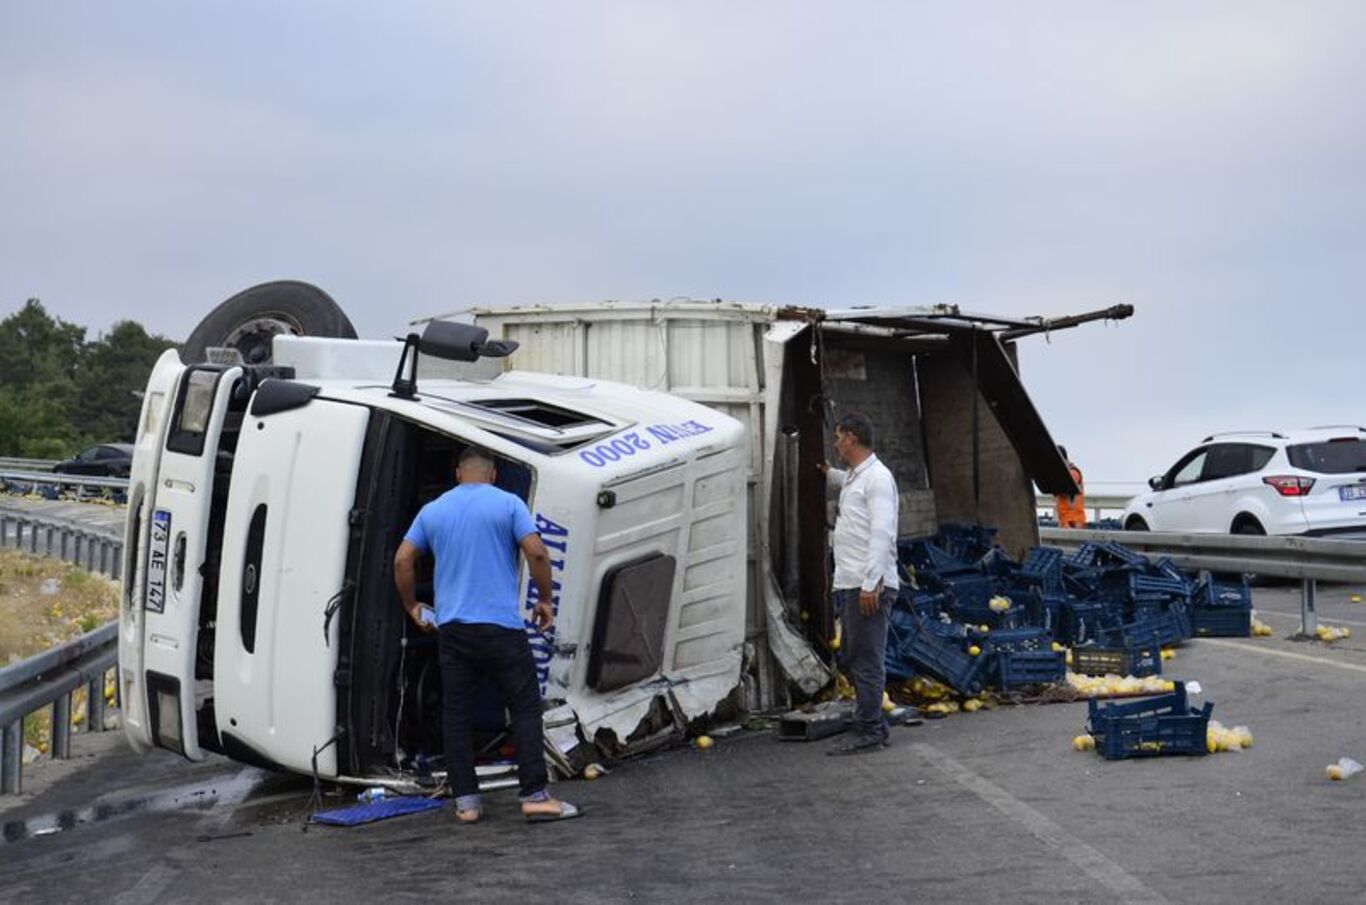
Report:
391,321,521,399
1148,475,1164,491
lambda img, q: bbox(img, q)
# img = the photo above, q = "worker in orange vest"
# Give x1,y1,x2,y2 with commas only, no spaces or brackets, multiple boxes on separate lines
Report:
1054,445,1086,528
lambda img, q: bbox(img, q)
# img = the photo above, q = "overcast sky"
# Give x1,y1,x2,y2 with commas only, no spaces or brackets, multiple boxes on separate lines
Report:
3,2,1363,486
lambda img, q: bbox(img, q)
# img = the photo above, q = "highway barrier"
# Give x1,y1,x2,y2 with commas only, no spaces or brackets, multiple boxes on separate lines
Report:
0,624,118,795
0,508,124,580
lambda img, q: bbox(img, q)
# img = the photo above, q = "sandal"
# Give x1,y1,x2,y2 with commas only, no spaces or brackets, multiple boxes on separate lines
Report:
523,799,582,823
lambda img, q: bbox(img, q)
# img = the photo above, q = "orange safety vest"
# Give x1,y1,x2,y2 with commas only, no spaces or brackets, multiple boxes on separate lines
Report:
1055,464,1086,528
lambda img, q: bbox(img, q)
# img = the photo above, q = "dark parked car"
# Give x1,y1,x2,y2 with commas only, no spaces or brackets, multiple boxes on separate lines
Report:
53,443,135,477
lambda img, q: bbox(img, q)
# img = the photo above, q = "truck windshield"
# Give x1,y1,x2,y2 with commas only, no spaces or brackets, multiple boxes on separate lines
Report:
1287,439,1366,474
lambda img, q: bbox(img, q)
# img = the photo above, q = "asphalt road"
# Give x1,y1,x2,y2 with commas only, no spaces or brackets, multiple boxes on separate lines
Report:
4,583,1366,905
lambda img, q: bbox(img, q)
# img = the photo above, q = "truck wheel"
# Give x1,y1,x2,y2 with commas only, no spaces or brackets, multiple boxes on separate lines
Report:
181,280,356,365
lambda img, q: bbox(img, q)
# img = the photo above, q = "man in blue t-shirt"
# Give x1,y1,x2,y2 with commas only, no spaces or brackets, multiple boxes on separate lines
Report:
394,445,579,824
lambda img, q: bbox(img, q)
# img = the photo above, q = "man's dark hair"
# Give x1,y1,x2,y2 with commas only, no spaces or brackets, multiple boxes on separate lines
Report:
834,412,874,449
459,445,496,468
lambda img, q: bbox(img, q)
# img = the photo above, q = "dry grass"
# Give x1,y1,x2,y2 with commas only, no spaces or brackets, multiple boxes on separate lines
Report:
0,549,120,751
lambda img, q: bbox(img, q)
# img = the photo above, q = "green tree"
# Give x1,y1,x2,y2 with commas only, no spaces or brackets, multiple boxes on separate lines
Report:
0,299,174,456
74,320,176,442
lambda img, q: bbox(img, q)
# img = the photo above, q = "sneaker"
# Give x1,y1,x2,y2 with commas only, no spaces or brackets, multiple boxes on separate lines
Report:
826,736,885,757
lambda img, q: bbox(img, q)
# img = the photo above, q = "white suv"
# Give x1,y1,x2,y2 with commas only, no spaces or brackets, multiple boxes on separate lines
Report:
1121,428,1366,536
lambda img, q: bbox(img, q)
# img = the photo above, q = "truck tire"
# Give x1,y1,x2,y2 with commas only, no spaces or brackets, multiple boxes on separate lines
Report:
182,280,357,365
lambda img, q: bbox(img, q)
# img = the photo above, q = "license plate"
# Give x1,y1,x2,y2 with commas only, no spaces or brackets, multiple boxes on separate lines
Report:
146,509,171,613
1339,485,1366,502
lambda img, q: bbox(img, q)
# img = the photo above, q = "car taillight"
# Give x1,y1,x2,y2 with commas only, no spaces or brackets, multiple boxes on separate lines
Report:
1262,475,1315,496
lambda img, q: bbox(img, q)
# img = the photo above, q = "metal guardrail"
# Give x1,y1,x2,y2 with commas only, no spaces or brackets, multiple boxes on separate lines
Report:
0,624,119,795
0,509,124,580
1035,493,1134,523
0,503,123,795
1039,526,1366,636
0,457,59,472
0,469,130,501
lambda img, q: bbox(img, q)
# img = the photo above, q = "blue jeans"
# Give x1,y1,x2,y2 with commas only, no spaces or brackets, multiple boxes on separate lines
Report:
438,622,548,806
834,587,895,742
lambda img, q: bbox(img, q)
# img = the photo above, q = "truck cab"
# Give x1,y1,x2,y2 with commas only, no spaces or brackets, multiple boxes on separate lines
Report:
119,328,748,784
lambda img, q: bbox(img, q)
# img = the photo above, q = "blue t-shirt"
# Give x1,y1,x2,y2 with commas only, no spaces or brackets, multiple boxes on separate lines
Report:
403,483,537,630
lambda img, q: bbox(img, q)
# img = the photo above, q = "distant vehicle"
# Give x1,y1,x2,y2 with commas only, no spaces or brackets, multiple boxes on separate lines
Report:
1121,428,1366,536
53,443,135,477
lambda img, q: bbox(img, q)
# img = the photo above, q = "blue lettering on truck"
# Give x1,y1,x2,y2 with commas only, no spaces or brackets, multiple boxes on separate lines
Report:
525,513,569,692
577,420,713,468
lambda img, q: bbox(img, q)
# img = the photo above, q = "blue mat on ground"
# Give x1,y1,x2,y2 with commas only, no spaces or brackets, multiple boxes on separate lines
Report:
311,796,446,827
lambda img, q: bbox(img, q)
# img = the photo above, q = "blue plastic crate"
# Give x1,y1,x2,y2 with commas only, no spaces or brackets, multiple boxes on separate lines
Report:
1020,547,1065,593
1191,606,1252,637
885,607,994,694
953,601,1026,631
1087,683,1213,760
996,650,1066,688
982,626,1051,653
941,573,994,610
936,523,999,564
1071,644,1162,678
1094,541,1150,569
1061,601,1118,646
1064,543,1101,568
1196,573,1252,609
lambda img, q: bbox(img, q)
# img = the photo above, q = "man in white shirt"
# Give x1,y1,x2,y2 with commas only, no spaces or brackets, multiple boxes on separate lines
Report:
821,412,900,755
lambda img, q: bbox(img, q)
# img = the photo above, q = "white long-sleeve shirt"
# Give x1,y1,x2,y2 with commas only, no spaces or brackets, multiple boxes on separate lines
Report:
827,453,900,592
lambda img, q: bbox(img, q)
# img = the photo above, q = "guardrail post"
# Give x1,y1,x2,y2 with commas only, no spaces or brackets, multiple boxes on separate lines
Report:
1,719,21,795
45,524,55,557
87,676,106,732
1301,578,1318,637
0,514,9,548
111,543,123,582
15,518,25,551
59,527,70,563
52,694,71,758
29,519,39,554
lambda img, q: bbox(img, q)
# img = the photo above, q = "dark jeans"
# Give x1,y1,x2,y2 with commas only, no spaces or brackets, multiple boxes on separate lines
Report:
834,587,894,742
438,621,548,802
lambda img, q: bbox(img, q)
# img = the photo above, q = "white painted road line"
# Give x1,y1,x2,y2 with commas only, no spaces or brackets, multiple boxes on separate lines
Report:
911,742,1171,905
1255,609,1366,629
1199,638,1366,675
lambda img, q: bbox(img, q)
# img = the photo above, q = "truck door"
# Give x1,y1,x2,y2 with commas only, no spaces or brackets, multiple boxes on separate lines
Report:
138,363,244,760
212,396,370,776
120,350,186,755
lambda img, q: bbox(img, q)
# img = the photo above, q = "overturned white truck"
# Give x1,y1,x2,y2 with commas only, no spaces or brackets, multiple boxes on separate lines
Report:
120,282,1129,786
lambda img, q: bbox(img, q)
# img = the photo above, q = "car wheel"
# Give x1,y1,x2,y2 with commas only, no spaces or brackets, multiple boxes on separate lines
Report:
181,280,357,366
1125,516,1149,531
1233,517,1265,536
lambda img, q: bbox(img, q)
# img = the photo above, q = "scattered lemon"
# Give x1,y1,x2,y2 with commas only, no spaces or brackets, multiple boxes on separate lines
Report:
1051,642,1065,653
693,735,714,750
1160,649,1175,661
1350,595,1363,604
968,645,981,657
979,625,990,633
988,596,1012,613
963,699,982,713
1071,735,1096,752
1328,764,1344,781
881,692,895,713
583,764,601,780
800,610,809,622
